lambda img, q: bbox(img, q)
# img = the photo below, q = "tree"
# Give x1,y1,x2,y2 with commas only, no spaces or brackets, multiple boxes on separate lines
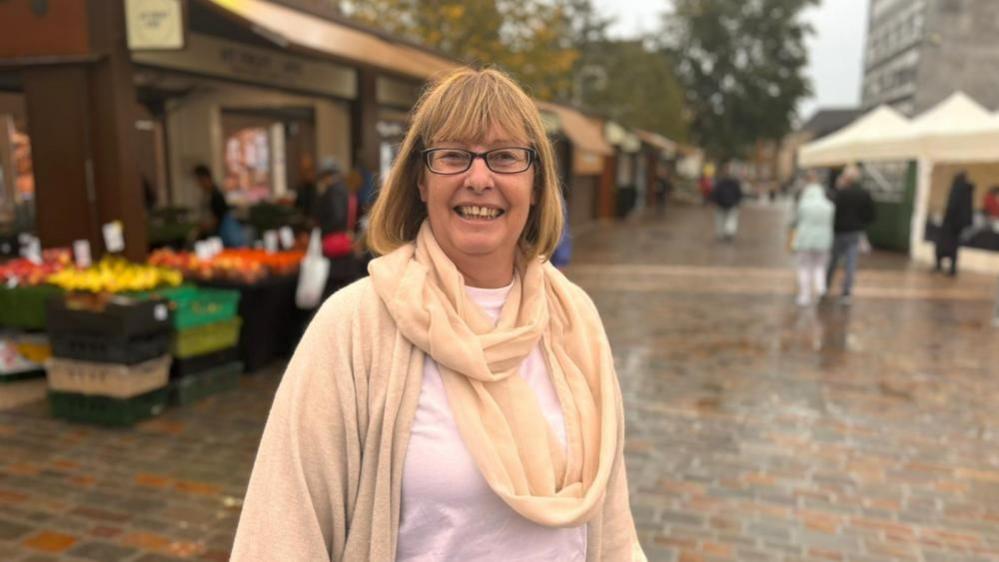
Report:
576,40,688,142
340,0,582,100
664,0,817,161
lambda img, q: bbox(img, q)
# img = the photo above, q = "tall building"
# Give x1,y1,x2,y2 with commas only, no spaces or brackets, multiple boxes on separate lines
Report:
861,0,999,115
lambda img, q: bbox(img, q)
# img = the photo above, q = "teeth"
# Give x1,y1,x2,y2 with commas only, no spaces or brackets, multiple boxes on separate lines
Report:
458,206,500,219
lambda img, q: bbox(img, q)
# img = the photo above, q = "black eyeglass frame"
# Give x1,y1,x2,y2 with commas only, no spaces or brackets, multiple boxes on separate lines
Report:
420,147,538,175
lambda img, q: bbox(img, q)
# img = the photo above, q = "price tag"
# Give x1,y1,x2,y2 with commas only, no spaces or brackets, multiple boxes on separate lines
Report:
153,303,169,322
194,241,212,261
279,226,295,250
263,230,279,253
102,220,125,253
20,236,42,265
207,237,224,257
72,240,92,268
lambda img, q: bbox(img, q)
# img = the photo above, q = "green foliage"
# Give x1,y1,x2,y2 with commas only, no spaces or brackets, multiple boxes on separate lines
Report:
665,0,817,160
341,0,581,100
577,41,688,142
338,0,688,141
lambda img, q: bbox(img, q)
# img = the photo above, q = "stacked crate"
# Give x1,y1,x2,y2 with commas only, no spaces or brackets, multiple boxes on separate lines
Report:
45,297,173,426
152,286,243,405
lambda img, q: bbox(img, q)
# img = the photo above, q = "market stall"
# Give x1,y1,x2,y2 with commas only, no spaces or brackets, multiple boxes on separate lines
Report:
799,92,999,273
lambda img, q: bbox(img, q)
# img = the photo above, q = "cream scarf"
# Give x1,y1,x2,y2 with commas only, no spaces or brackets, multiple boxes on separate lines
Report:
369,222,620,527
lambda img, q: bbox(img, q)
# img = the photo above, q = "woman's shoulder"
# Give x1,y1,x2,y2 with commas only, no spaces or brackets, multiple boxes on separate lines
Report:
311,276,386,333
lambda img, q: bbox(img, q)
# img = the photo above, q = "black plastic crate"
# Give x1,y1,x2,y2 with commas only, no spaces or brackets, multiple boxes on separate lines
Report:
48,387,169,427
169,346,239,378
46,298,172,339
170,361,243,405
50,330,170,365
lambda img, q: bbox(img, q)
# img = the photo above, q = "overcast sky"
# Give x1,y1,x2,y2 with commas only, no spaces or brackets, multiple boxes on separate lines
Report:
591,0,870,121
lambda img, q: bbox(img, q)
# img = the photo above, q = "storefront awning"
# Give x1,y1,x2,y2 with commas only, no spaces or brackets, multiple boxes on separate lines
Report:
536,101,612,156
635,130,677,157
205,0,459,80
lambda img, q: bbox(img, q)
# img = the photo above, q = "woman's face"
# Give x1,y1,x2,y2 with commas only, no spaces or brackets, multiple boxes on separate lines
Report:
418,125,536,275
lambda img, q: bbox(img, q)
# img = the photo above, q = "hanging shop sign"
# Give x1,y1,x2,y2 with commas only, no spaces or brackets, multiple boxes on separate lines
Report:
125,0,185,51
375,76,421,108
132,33,357,99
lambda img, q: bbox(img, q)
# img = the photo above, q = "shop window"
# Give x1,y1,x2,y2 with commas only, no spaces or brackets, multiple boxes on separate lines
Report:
1,115,35,230
223,127,271,204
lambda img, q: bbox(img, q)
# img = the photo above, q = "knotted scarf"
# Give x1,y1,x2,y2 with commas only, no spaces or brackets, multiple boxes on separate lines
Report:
368,222,621,527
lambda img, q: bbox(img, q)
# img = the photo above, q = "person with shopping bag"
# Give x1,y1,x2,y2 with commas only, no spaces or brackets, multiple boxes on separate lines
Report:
231,67,645,562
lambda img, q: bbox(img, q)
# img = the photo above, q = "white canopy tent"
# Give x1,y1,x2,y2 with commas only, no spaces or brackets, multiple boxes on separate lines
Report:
798,106,911,167
798,92,999,274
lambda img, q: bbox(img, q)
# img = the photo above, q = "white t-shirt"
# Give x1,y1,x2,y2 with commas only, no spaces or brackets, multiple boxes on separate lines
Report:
396,283,587,562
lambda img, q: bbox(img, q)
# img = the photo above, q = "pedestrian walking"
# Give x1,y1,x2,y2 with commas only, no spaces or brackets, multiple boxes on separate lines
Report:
231,67,645,562
790,171,834,307
712,164,744,241
935,172,975,276
826,165,876,305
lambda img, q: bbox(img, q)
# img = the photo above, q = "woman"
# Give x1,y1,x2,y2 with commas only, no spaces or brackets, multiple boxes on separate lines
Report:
231,68,644,561
791,171,835,306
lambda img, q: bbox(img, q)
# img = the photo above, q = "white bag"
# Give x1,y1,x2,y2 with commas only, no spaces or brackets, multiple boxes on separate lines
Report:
295,229,330,309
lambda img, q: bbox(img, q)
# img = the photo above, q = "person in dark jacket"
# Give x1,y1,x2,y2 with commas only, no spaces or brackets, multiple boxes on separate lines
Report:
826,165,876,305
712,165,744,241
935,172,975,276
314,157,350,236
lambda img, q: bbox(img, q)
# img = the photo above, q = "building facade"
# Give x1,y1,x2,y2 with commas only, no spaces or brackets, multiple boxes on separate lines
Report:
861,0,999,115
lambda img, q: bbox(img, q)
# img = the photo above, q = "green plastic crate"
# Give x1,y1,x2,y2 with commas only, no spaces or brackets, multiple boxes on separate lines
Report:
146,285,240,330
170,361,243,405
171,317,242,359
48,387,168,427
0,285,62,330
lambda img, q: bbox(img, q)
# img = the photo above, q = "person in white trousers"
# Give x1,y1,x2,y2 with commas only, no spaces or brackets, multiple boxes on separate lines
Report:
790,173,835,306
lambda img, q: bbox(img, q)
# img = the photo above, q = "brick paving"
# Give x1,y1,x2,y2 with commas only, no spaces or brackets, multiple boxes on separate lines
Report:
0,201,995,561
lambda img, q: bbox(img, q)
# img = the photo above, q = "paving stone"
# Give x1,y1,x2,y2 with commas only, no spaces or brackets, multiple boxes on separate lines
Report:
67,540,138,561
0,518,33,540
0,205,997,561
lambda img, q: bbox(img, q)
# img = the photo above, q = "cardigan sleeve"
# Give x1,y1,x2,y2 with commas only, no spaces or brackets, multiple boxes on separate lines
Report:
573,283,647,561
230,288,365,561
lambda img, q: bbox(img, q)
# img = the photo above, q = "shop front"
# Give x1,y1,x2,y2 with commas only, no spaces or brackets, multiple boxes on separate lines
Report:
604,121,642,218
536,102,612,228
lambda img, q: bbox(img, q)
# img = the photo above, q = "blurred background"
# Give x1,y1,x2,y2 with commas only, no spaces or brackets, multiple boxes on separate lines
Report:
0,1,997,561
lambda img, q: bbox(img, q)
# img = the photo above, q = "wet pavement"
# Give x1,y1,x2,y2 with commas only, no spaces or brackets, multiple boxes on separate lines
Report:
0,201,996,561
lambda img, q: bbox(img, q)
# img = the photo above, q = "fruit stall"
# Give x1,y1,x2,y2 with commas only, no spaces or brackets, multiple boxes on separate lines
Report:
0,244,308,426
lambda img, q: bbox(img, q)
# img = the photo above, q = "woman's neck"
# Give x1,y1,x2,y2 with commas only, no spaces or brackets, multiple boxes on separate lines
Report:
452,253,515,289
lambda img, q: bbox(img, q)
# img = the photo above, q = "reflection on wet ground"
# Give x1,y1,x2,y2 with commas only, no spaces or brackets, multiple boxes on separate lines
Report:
569,203,999,561
0,202,994,561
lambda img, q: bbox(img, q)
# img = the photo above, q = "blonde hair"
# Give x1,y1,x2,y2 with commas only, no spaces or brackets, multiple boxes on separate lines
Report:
367,67,564,261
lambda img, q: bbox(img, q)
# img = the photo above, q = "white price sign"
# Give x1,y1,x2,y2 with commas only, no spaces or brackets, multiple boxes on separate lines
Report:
72,240,92,268
263,230,279,253
103,220,125,253
279,227,295,250
194,241,212,261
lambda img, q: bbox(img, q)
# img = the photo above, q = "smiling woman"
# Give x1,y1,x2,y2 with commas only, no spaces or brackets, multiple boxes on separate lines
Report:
231,67,646,562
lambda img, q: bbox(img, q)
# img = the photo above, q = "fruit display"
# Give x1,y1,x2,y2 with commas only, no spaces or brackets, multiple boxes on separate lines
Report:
0,249,72,286
47,257,182,294
148,248,304,284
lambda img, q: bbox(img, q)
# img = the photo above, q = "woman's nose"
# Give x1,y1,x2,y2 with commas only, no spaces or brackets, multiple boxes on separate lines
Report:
464,157,494,192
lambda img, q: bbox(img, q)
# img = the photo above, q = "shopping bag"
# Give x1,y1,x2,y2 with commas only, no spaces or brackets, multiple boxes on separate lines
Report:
322,232,353,258
296,229,330,310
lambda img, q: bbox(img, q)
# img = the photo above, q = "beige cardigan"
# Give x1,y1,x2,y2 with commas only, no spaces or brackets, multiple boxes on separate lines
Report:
230,278,640,561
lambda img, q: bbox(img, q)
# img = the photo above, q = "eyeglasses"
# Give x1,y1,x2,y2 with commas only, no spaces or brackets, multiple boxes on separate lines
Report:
421,147,537,175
